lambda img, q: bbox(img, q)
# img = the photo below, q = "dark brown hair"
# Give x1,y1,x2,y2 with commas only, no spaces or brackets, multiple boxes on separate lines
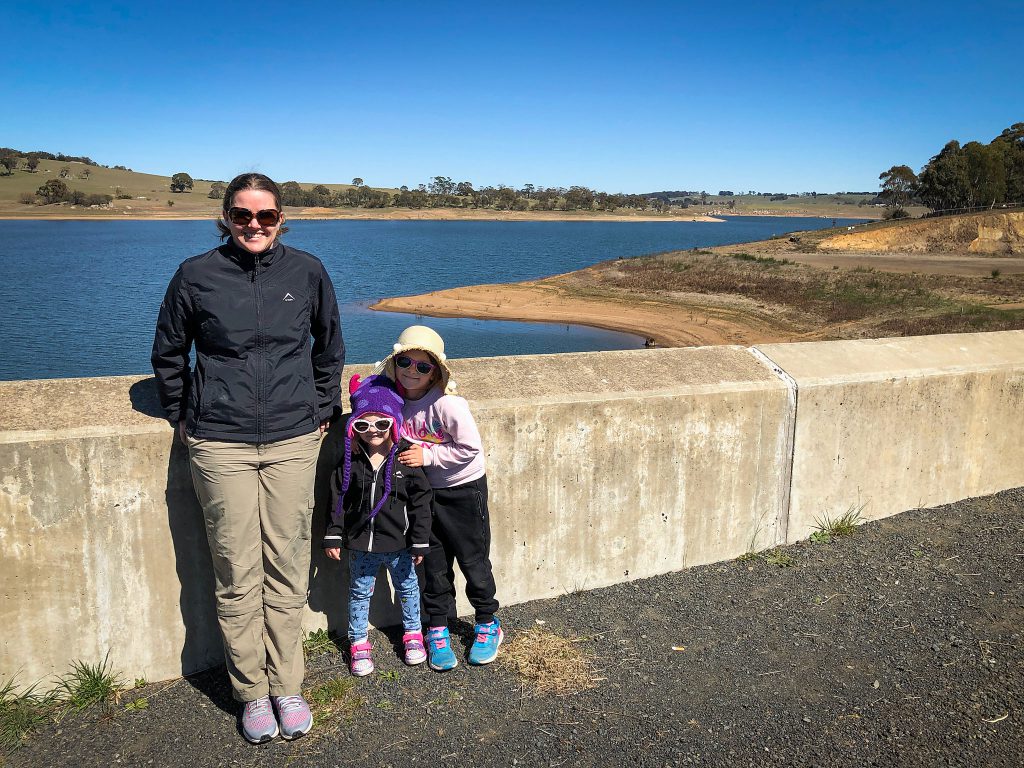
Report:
215,172,289,239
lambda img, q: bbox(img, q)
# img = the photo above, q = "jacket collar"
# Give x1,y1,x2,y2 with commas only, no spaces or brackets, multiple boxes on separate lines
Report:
222,238,284,271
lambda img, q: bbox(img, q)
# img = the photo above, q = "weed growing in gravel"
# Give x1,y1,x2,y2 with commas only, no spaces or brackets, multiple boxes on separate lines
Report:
123,697,149,712
58,653,124,711
762,550,797,568
1,678,57,755
306,677,361,723
378,670,400,682
503,628,599,696
303,628,341,658
811,505,865,543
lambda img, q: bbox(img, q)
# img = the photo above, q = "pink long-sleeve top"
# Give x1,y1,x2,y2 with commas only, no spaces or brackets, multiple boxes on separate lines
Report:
401,387,485,488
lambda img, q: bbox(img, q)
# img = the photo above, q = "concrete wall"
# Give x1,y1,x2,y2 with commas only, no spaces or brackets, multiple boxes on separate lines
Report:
2,331,1023,688
754,331,1024,541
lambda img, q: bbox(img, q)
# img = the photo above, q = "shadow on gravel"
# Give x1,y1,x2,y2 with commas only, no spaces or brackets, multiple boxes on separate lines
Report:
184,667,236,716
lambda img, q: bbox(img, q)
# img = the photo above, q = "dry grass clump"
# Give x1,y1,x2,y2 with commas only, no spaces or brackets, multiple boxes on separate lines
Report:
502,628,600,696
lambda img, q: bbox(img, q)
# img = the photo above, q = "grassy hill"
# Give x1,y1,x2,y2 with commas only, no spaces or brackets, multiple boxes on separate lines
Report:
0,156,896,220
0,159,391,218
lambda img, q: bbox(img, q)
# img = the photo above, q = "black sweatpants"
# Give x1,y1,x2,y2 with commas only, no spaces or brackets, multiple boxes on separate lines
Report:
422,475,499,627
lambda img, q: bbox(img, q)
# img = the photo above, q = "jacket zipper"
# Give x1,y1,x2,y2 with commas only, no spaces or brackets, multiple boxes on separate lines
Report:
252,255,263,442
367,458,387,551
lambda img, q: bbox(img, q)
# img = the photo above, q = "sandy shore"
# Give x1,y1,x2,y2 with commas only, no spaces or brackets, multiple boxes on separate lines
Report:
372,229,1024,347
371,276,794,348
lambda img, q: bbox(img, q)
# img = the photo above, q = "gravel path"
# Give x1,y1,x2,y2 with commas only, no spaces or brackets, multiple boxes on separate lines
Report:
9,488,1024,768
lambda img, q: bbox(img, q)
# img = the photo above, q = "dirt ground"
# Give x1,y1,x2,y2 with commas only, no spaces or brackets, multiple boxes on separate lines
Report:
9,487,1023,768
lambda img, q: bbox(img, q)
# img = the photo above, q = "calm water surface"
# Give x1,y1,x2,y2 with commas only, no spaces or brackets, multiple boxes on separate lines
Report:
0,217,865,380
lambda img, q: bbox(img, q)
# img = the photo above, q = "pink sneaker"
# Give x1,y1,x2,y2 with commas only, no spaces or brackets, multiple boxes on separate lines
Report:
271,694,312,740
402,631,427,665
350,640,374,676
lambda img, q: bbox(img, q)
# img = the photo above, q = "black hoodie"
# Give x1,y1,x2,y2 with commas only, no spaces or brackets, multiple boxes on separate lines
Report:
325,438,433,554
151,239,344,443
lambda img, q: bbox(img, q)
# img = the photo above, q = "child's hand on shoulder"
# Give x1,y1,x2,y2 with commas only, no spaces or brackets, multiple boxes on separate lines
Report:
325,548,342,561
398,443,424,467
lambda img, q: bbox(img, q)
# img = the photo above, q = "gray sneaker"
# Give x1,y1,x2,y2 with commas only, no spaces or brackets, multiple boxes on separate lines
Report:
241,696,279,743
272,694,313,740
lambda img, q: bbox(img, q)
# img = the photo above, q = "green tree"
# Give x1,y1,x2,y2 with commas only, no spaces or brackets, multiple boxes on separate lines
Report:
917,141,971,211
563,185,594,211
37,179,69,203
279,181,308,207
26,157,39,172
170,172,194,193
878,165,918,212
963,142,1006,208
992,122,1024,203
351,177,364,187
208,181,226,200
59,165,71,179
0,154,17,175
80,167,92,180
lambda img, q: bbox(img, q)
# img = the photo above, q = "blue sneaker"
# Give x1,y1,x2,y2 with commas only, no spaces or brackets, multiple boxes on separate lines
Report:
468,618,503,665
427,627,458,671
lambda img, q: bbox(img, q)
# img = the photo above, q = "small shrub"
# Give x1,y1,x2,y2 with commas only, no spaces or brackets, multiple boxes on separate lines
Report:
811,505,864,541
991,269,1001,279
167,200,174,207
58,654,124,711
1,678,57,755
303,628,341,657
17,192,36,205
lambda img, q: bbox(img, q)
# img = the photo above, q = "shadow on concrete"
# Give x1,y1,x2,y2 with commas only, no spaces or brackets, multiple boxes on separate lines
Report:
128,377,166,419
163,433,225,707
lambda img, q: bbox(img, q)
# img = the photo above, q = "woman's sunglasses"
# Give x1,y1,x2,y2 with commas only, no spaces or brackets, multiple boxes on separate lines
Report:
395,355,436,375
227,207,282,227
351,417,394,434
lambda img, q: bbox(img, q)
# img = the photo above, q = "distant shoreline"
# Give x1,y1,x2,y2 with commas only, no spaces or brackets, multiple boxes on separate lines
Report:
0,207,879,223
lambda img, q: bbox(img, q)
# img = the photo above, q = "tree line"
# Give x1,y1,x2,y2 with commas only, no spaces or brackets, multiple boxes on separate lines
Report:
262,176,672,212
879,122,1024,216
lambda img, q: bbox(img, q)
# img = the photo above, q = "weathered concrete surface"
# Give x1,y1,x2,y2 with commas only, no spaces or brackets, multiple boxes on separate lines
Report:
0,347,791,688
756,330,1024,541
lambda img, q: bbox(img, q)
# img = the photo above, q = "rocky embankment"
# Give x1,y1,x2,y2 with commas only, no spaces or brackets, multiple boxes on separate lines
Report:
817,211,1024,254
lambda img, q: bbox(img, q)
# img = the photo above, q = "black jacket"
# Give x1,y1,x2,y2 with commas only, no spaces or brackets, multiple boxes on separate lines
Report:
151,239,344,443
325,439,433,554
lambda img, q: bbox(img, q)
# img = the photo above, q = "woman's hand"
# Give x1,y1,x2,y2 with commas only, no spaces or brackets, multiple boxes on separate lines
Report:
319,418,330,435
325,548,342,561
398,444,424,467
412,555,424,566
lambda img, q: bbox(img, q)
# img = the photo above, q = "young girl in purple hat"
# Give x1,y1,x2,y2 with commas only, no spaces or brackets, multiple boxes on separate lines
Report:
324,374,433,676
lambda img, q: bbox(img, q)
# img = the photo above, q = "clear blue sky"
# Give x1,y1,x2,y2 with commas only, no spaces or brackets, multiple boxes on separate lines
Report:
3,1,1021,193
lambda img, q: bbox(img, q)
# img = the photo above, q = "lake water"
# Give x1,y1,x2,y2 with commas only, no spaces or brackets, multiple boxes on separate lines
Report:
0,217,865,380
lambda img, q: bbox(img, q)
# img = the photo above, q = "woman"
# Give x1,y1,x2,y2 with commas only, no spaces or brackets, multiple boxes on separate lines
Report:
152,173,344,743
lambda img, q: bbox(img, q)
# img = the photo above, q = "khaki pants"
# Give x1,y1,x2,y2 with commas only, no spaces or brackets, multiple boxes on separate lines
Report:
187,430,322,702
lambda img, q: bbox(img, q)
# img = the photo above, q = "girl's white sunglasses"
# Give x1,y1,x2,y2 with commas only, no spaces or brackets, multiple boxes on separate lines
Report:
351,417,394,434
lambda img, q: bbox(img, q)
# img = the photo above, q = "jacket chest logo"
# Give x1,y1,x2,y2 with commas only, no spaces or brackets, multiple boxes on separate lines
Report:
283,293,295,302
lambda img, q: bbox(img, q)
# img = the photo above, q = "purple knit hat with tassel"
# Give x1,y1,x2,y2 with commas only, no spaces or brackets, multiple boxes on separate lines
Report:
336,374,405,523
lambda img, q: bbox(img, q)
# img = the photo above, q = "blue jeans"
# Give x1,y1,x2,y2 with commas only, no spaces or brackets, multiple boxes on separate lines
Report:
348,550,421,642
